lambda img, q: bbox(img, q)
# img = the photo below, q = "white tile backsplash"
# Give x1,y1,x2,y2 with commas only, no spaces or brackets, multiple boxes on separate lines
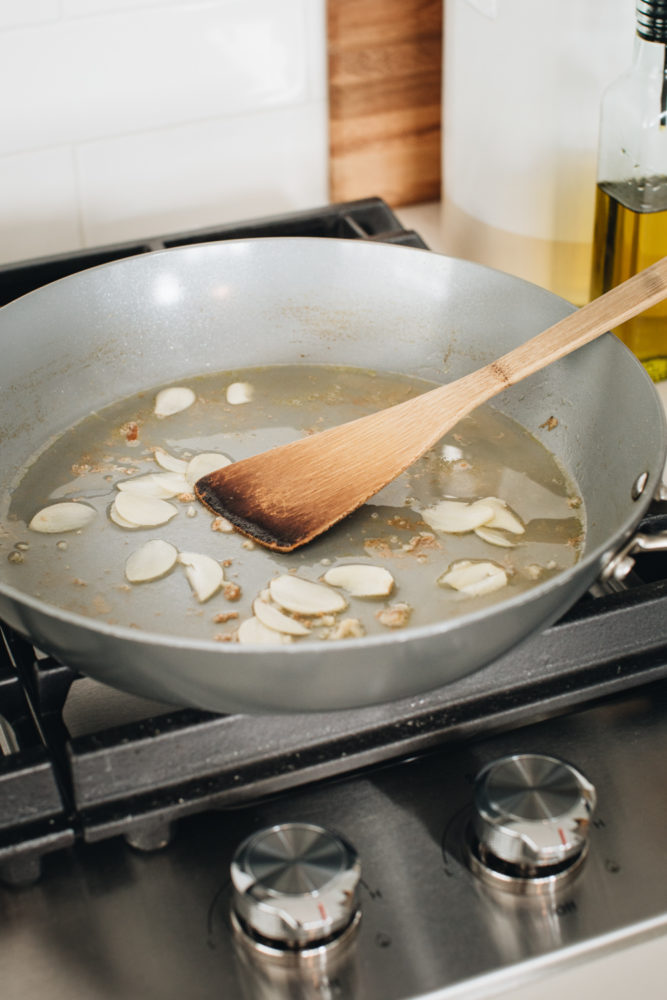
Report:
0,0,59,30
0,0,328,265
0,147,80,260
76,101,329,246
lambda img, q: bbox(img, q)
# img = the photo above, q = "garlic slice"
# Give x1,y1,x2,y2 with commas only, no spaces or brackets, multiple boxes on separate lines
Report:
153,447,188,473
112,493,178,528
253,598,310,636
475,497,525,534
29,502,96,534
226,382,254,405
185,452,233,487
109,504,139,529
322,564,394,597
178,551,224,602
154,386,196,418
421,499,495,534
474,526,516,548
238,616,293,645
116,472,189,498
269,574,347,615
438,560,508,596
125,539,178,583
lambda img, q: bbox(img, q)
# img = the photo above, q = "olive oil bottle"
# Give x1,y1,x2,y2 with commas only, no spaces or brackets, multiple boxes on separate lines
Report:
590,1,667,379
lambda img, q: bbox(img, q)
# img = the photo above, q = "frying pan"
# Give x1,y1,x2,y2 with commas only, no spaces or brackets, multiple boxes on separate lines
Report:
0,238,665,714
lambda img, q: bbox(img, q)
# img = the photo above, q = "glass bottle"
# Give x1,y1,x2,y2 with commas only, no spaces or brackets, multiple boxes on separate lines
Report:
590,0,667,379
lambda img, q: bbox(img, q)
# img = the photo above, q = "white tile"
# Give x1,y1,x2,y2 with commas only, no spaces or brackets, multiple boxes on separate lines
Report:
63,0,193,14
303,0,326,101
0,0,59,30
76,101,329,246
0,146,81,264
0,0,310,157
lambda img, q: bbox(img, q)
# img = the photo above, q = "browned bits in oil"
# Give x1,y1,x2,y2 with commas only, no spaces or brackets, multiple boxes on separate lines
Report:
386,515,414,531
120,421,139,443
7,550,24,564
540,416,559,431
376,602,413,629
213,610,239,624
214,633,235,642
92,595,112,615
212,515,234,533
363,539,394,559
567,495,583,509
223,582,241,601
401,532,439,555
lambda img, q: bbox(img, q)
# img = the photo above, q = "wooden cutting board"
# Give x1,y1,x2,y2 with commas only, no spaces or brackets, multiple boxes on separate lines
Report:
327,0,443,207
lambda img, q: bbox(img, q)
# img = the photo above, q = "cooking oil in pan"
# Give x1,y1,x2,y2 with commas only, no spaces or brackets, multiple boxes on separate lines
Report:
1,365,584,641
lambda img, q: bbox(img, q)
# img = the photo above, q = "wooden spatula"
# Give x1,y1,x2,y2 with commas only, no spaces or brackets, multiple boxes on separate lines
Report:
195,256,667,552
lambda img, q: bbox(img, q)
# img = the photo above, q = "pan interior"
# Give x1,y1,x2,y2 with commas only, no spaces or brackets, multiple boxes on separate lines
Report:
1,362,585,643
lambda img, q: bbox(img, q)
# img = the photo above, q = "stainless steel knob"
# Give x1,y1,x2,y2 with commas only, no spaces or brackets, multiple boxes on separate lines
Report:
231,822,361,952
472,753,596,878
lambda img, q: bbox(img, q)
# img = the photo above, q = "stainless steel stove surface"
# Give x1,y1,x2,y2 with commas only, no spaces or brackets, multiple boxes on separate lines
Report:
1,680,667,1000
1,200,667,999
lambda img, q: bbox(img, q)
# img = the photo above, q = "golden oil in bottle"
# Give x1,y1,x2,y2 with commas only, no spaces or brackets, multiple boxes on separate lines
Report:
590,177,667,376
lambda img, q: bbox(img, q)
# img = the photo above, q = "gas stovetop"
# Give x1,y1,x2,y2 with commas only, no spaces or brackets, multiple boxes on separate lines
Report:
1,200,666,999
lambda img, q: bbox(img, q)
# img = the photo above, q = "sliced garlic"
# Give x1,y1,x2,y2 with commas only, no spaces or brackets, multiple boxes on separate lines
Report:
438,560,508,596
112,492,178,528
474,526,516,548
269,574,347,615
185,452,233,487
29,502,96,534
226,381,254,405
475,497,525,534
322,564,394,597
153,447,188,473
116,472,189,498
125,539,178,583
154,386,196,418
421,499,495,534
109,504,139,529
238,616,293,645
178,551,224,602
253,598,310,636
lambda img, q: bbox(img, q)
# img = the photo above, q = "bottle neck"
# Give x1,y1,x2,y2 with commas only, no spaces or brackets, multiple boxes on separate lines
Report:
632,32,667,122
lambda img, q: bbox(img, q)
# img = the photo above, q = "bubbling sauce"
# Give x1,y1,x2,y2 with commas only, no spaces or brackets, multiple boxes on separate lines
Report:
2,365,584,641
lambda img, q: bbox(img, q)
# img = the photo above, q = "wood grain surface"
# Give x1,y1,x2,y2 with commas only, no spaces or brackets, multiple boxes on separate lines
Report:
327,0,442,207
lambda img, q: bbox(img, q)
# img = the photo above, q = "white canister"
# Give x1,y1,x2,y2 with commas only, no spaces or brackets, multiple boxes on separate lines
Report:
441,0,635,303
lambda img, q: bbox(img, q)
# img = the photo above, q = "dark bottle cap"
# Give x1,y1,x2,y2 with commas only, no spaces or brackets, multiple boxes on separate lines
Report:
637,0,667,42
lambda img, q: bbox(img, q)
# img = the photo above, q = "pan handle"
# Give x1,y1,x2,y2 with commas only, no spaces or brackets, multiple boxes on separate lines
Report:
599,528,667,588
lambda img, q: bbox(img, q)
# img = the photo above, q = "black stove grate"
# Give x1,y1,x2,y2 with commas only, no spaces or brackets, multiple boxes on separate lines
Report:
0,197,426,308
0,197,666,885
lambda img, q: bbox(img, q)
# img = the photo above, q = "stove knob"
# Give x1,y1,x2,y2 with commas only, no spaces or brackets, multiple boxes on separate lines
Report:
230,822,361,951
472,753,596,879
